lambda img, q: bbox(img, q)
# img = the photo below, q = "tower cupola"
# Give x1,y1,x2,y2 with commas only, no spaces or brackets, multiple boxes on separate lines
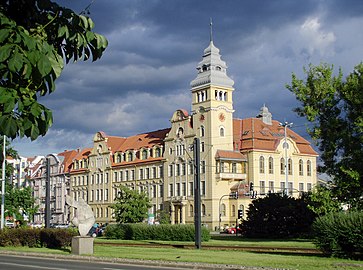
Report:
190,41,234,89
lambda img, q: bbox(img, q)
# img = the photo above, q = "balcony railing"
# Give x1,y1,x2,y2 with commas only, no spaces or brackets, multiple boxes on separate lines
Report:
216,172,247,181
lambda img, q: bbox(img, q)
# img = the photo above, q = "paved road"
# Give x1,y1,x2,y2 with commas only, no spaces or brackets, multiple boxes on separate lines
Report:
0,254,190,270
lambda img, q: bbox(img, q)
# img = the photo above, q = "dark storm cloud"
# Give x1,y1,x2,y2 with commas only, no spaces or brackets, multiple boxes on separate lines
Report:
12,0,363,156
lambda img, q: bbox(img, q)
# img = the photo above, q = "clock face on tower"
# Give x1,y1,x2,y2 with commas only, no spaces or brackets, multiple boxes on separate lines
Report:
219,113,225,122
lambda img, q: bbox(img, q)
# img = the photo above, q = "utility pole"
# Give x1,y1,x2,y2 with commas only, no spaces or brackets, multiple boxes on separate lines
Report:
280,122,293,195
45,157,51,228
1,135,6,230
193,137,201,249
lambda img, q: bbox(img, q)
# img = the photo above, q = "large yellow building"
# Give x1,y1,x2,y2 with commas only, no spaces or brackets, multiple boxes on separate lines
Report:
65,38,318,230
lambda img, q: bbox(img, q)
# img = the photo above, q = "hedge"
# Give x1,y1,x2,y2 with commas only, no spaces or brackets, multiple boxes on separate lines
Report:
105,223,210,241
0,228,78,249
312,211,363,259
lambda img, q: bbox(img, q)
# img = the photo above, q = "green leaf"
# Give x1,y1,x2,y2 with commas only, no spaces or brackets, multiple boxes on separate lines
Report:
0,44,13,62
0,115,18,138
30,102,42,117
8,51,23,72
58,25,69,38
37,54,52,76
0,28,10,43
30,123,40,140
79,15,88,29
48,51,63,78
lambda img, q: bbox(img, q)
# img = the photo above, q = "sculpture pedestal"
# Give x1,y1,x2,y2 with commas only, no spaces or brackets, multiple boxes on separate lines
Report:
71,236,94,255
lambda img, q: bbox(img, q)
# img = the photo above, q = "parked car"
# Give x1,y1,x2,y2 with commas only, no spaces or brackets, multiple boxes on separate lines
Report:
225,227,242,234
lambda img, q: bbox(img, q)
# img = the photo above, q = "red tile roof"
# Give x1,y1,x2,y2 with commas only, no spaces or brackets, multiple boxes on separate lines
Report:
215,150,247,160
233,118,318,155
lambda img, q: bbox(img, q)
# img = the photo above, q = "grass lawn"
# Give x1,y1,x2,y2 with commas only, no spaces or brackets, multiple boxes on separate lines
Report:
1,238,362,270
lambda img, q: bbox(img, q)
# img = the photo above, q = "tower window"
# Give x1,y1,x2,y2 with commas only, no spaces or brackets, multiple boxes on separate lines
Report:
200,125,205,137
220,127,225,137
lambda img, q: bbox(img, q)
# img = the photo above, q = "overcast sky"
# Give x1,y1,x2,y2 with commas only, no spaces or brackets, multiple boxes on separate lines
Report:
12,0,363,157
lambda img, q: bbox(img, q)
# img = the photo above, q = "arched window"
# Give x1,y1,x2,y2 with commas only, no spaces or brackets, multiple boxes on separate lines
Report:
200,125,205,137
142,150,148,160
307,160,312,176
299,159,304,176
220,127,225,137
268,157,274,174
231,205,236,217
128,152,133,162
280,158,285,174
221,203,226,216
288,158,293,175
259,156,265,173
224,92,227,101
116,154,121,163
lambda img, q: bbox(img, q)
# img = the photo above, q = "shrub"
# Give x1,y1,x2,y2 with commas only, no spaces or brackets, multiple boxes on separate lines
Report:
40,228,78,249
312,211,363,259
105,223,210,241
0,228,77,249
242,193,316,238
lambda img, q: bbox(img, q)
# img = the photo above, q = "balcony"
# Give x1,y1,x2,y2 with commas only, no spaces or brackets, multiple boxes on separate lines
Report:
216,172,247,181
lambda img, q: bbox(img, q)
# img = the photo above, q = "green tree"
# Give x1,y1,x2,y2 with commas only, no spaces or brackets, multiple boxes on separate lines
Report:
5,184,38,224
307,185,341,216
242,193,316,238
111,185,151,224
156,209,171,224
287,63,363,209
0,0,107,140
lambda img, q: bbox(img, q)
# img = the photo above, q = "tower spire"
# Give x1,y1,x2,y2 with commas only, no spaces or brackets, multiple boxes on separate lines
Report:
210,18,213,42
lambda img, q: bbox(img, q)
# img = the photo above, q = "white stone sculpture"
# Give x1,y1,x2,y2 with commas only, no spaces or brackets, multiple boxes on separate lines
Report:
66,195,95,236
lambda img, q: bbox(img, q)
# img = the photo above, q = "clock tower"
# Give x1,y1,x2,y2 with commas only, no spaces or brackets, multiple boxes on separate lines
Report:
190,37,236,229
190,39,235,152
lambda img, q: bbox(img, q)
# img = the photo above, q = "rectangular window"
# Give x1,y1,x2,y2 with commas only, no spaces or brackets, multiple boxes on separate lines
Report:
146,168,150,179
139,169,144,180
201,181,206,196
169,184,173,197
176,183,180,196
201,160,206,174
189,181,194,196
182,182,186,196
288,182,293,195
159,184,163,197
131,170,135,180
152,185,157,198
259,180,266,195
268,181,274,193
105,173,108,183
232,163,237,173
120,171,123,181
176,164,180,176
159,165,163,178
280,182,285,193
307,183,312,191
168,165,173,177
188,162,194,175
152,167,156,178
181,163,186,176
114,172,118,182
105,189,108,201
220,162,225,173
125,170,129,181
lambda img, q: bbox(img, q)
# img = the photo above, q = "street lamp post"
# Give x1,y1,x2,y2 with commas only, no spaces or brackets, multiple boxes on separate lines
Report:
1,135,6,230
279,122,293,195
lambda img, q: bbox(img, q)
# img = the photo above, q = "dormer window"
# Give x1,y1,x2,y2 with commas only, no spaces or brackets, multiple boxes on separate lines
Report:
155,147,161,158
127,152,133,162
142,149,148,160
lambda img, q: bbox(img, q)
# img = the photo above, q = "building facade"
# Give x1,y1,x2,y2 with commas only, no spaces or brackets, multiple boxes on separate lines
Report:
30,38,318,230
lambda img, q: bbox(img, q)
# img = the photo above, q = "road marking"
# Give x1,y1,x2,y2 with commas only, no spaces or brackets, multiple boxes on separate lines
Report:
0,262,68,270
